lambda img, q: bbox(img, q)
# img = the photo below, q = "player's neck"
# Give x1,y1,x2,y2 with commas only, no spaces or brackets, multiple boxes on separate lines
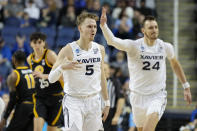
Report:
34,48,44,60
77,38,92,51
144,37,156,46
15,63,25,68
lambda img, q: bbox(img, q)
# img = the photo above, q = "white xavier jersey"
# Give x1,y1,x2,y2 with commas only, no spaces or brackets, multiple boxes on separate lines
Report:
127,38,174,95
63,41,102,96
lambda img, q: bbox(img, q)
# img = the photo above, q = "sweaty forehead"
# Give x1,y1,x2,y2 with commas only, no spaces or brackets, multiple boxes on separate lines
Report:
82,18,97,25
144,20,158,28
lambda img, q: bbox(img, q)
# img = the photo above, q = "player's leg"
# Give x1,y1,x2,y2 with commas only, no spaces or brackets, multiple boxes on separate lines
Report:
143,90,167,131
137,127,143,131
34,117,45,131
83,95,103,131
32,94,47,131
62,95,83,131
6,103,34,131
47,125,58,131
47,95,64,131
142,112,159,131
132,107,145,131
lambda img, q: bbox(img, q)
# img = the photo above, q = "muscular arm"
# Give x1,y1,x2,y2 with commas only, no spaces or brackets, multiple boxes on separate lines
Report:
100,24,132,51
100,45,109,101
169,57,192,104
48,45,73,83
38,50,58,79
169,57,187,84
3,71,18,120
100,7,132,52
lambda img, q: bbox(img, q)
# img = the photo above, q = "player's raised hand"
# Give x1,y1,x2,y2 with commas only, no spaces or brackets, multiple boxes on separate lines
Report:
61,58,81,70
100,7,107,27
184,88,192,105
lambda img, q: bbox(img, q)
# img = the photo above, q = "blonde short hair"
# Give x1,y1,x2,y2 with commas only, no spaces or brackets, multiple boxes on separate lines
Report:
76,11,99,26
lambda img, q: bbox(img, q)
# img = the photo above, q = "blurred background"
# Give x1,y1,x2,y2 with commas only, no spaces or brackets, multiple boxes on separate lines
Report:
0,0,197,130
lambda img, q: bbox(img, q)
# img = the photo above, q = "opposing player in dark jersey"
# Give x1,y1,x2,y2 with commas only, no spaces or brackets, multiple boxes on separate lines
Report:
0,50,35,131
27,32,63,131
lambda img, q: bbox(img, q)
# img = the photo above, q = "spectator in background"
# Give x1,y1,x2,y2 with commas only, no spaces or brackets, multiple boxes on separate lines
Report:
112,0,134,20
103,63,125,131
38,0,56,27
3,0,23,18
58,5,76,27
191,105,197,123
0,0,8,26
100,0,116,7
113,13,133,39
136,0,157,17
0,37,12,92
33,0,45,9
19,11,31,27
11,33,31,56
0,36,11,62
24,0,40,21
111,51,129,79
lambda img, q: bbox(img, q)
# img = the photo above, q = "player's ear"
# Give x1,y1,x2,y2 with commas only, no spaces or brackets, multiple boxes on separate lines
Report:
141,27,145,34
78,25,81,32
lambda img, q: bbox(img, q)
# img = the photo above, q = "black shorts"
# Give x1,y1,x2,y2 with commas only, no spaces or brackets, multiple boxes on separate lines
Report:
6,103,34,131
32,93,63,126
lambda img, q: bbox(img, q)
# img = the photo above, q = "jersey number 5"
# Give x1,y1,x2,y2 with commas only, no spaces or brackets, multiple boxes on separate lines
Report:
142,61,160,70
85,65,94,75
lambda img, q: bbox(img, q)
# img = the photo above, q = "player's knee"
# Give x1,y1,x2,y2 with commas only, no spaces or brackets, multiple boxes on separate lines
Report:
148,112,159,121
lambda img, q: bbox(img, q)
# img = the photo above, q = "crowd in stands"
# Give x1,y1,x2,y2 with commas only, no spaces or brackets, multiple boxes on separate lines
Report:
0,0,156,130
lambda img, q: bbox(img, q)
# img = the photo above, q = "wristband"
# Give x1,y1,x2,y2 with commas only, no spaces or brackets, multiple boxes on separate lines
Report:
57,65,63,73
104,100,110,107
182,82,190,89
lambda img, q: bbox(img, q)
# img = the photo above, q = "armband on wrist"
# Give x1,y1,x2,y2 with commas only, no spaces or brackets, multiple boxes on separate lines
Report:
104,100,110,107
182,82,190,89
56,66,63,73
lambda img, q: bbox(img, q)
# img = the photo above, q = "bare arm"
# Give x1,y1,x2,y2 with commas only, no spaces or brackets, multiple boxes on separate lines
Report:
100,7,132,51
100,45,110,121
32,50,58,80
7,71,17,92
100,45,109,101
169,57,192,104
111,98,125,125
170,57,187,84
3,71,18,121
51,45,73,70
48,45,81,83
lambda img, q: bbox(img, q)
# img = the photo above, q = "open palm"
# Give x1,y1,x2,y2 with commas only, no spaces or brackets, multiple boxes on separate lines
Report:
100,7,107,26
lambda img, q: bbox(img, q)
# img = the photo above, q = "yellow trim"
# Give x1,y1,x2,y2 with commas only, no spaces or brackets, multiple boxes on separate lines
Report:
23,101,33,104
14,70,20,87
45,49,52,68
32,49,46,63
16,66,28,69
30,74,35,88
32,94,39,117
52,92,64,96
51,105,62,126
59,79,64,89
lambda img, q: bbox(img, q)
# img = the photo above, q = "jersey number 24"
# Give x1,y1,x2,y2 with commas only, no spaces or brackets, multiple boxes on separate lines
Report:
142,61,160,70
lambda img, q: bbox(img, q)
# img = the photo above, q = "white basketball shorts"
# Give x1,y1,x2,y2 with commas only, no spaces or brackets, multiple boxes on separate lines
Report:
62,94,102,131
129,89,167,127
0,97,5,121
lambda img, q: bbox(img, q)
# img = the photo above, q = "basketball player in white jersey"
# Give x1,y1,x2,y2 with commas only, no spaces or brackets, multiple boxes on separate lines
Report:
100,7,192,131
48,12,110,131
